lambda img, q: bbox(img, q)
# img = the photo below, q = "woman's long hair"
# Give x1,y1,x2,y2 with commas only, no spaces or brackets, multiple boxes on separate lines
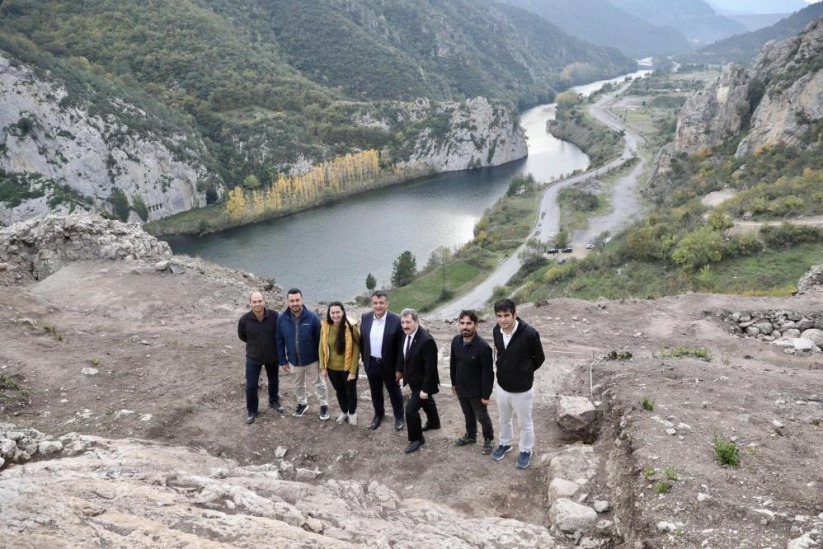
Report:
325,301,349,355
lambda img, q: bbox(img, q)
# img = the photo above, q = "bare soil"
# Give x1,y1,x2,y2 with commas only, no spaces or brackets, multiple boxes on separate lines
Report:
1,259,821,546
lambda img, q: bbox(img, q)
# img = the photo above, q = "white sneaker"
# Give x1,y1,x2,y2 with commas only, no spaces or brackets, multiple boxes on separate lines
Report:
336,412,348,423
348,412,357,426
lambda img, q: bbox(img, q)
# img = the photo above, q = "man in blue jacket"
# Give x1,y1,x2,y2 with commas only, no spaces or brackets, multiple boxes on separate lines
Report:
276,288,329,420
489,298,545,469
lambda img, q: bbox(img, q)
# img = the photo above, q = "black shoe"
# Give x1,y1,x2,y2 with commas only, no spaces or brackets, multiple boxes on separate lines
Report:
369,415,383,430
245,414,257,425
404,440,425,454
394,418,405,431
269,401,284,414
421,422,441,432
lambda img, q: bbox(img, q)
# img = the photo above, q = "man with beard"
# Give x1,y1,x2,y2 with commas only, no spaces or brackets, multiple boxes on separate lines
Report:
450,310,495,454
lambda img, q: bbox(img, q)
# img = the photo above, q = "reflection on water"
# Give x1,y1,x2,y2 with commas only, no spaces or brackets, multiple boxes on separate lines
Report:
166,103,592,302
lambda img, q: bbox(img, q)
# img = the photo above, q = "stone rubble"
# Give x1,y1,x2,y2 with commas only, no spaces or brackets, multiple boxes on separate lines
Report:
0,213,170,281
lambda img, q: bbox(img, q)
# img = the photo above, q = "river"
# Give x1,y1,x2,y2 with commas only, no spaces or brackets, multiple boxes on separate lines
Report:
165,72,648,303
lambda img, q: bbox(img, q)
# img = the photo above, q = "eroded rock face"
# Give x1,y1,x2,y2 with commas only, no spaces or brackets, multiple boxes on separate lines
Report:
674,19,823,158
674,65,751,156
0,213,170,281
0,53,218,225
395,97,527,172
0,424,556,548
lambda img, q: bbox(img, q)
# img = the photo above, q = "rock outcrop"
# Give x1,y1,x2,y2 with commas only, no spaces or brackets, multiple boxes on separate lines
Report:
0,52,219,226
0,423,556,548
393,97,527,172
0,213,170,281
674,18,823,157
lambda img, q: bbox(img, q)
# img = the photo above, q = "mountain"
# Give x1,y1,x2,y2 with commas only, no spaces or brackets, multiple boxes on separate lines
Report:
707,0,809,14
0,0,634,225
675,17,823,157
689,2,823,64
499,0,693,57
610,0,748,45
724,13,793,32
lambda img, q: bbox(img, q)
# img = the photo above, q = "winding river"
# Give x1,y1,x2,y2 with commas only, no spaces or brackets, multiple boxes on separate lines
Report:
165,72,648,302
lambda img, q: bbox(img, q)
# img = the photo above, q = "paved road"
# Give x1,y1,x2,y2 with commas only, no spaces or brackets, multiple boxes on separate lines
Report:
432,83,642,319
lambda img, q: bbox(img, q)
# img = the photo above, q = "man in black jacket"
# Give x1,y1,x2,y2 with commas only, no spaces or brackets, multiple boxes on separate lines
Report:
396,308,440,454
490,298,545,469
450,310,495,454
237,292,281,424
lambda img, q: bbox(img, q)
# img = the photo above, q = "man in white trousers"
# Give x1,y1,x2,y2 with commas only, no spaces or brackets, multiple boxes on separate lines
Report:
490,298,545,469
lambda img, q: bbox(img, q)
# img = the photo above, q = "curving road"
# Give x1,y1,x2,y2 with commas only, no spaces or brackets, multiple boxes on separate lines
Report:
432,81,644,319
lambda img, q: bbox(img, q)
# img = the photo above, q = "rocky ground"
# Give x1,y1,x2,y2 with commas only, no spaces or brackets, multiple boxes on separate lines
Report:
1,219,822,547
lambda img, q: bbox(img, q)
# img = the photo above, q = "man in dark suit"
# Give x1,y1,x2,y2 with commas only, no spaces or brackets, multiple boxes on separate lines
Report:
360,291,405,431
396,308,440,454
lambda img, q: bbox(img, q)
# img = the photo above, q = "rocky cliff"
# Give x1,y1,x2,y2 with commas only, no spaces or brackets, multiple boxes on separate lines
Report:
0,53,218,226
674,18,823,157
393,97,527,172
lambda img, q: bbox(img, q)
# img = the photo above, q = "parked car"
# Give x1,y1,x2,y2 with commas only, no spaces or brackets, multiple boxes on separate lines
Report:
585,243,595,249
561,247,573,253
546,248,559,255
557,257,566,264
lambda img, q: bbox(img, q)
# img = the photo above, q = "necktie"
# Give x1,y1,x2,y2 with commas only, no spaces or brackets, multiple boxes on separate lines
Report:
404,335,412,359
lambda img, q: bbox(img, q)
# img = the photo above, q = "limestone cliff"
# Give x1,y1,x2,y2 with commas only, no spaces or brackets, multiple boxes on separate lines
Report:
0,53,220,226
387,97,527,172
674,18,823,157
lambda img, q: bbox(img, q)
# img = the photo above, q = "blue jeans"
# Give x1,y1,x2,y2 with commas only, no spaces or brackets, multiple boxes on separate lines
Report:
245,362,280,415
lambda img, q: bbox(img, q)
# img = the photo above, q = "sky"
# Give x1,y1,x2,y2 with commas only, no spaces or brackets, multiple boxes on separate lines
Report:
708,0,821,13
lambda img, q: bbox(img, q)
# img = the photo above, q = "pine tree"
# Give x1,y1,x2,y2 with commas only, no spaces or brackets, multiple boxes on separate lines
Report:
391,251,417,288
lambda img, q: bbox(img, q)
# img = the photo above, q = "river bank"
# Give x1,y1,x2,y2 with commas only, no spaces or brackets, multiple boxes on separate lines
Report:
163,103,589,302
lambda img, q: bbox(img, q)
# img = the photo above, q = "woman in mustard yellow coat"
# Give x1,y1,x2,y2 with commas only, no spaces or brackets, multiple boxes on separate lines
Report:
319,301,361,425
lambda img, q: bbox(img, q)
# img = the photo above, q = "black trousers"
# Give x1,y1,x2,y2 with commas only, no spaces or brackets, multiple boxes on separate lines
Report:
367,357,404,419
245,361,279,415
327,369,358,414
459,396,494,439
405,389,440,442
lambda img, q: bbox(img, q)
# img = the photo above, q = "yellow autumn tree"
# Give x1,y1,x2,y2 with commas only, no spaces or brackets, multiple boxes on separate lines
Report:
226,187,247,222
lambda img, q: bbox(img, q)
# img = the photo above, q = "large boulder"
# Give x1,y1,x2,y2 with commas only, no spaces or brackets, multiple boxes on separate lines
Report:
556,396,599,435
549,498,598,534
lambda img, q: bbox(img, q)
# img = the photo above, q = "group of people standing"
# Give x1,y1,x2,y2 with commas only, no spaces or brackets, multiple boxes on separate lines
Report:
237,288,544,468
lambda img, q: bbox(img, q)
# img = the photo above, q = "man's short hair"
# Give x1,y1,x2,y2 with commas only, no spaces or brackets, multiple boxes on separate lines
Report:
287,288,303,297
400,308,419,322
458,309,478,323
371,290,388,299
249,291,264,301
493,298,516,314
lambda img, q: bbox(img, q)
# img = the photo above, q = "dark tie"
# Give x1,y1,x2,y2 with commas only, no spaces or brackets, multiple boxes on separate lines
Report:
404,335,412,360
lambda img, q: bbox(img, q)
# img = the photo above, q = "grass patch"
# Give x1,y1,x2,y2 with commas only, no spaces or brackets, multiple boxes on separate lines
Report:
659,347,712,361
642,466,655,481
389,260,483,312
653,481,672,494
43,323,65,341
90,357,102,367
713,432,740,467
0,372,28,403
608,350,633,361
663,467,679,481
640,397,655,411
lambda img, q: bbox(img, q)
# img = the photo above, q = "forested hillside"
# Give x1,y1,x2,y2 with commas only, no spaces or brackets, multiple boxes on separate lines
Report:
0,0,634,197
689,2,823,64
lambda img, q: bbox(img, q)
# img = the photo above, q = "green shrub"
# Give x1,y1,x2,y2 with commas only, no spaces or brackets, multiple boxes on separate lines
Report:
640,397,654,411
713,432,740,467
